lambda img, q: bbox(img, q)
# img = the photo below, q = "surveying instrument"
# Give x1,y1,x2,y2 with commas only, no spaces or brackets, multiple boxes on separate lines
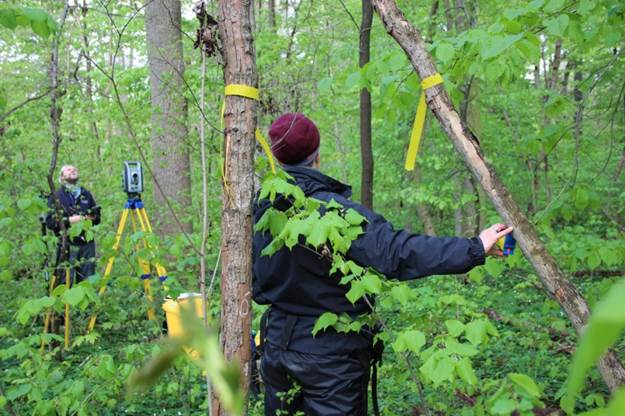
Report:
86,161,168,333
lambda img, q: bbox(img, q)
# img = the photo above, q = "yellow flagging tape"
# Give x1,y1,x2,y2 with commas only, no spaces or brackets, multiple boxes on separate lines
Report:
405,73,444,171
255,129,276,173
221,84,276,174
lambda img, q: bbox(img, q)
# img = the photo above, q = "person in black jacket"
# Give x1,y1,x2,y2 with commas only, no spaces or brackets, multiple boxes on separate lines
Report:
46,165,100,285
253,113,513,416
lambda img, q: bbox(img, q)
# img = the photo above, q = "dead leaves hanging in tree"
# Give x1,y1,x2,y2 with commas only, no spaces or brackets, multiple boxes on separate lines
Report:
193,1,219,58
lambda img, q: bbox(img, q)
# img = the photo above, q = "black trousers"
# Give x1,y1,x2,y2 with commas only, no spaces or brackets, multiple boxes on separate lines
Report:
55,241,96,285
260,342,370,416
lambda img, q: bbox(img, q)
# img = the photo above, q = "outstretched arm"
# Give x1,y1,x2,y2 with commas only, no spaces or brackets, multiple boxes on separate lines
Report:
345,203,512,280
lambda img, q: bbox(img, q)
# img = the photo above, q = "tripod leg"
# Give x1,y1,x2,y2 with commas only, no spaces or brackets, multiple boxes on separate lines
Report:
40,273,58,353
138,208,168,280
64,268,70,349
87,208,130,333
132,209,155,321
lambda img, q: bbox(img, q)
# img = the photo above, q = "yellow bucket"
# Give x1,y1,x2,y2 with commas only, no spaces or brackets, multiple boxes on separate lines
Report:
162,293,207,359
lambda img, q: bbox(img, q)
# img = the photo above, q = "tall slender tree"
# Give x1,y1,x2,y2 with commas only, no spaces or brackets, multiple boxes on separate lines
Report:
360,0,374,208
145,0,192,234
213,0,258,413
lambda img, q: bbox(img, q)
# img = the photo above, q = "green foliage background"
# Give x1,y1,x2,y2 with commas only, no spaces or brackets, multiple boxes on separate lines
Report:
0,0,624,415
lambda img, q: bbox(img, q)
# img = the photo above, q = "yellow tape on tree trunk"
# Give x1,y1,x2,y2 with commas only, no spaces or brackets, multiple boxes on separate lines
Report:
405,73,444,171
222,84,276,174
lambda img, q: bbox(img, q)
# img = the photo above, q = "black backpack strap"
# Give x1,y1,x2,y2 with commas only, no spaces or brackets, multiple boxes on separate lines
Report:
279,314,298,350
258,307,270,354
370,325,385,416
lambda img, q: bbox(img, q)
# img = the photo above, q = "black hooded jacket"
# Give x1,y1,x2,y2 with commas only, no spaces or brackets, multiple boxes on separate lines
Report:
252,166,485,354
45,186,100,244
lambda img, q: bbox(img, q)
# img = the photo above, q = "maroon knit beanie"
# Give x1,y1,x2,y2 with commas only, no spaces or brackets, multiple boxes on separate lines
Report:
268,113,320,165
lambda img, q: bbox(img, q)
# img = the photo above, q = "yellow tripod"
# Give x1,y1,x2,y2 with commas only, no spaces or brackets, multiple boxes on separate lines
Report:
87,195,167,333
40,267,71,352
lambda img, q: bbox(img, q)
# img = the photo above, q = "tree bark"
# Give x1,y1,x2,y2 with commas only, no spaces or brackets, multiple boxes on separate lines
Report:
372,0,625,392
213,0,258,413
360,0,374,208
80,1,102,162
414,166,436,235
615,91,625,180
268,0,276,28
453,0,480,236
145,0,192,235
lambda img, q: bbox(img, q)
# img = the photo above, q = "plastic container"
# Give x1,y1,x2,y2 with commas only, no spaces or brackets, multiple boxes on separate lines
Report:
162,293,207,359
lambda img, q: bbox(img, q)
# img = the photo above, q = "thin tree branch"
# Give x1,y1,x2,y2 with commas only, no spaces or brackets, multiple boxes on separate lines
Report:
0,88,55,123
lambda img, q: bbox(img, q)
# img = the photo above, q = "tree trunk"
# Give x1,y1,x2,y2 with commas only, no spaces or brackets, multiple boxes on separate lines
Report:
145,0,192,235
454,0,480,236
615,91,625,180
268,0,276,28
414,166,436,235
80,1,101,162
213,0,258,413
371,0,625,392
359,0,374,208
426,0,439,41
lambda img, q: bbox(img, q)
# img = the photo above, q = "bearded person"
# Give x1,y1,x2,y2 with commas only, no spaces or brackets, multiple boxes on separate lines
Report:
45,165,101,285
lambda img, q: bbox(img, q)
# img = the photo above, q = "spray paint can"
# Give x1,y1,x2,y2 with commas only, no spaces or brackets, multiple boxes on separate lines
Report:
503,234,516,256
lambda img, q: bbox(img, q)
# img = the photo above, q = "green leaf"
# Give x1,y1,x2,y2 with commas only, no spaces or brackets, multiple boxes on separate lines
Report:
46,14,58,34
345,280,365,304
0,240,11,267
431,356,455,386
268,211,288,236
345,261,364,275
317,77,332,92
491,397,517,415
468,267,484,283
543,0,565,13
545,14,569,37
445,320,466,337
599,246,618,266
0,8,17,29
390,285,412,306
0,87,6,113
606,388,625,415
21,7,48,23
465,320,488,346
445,340,478,357
62,286,87,307
306,220,330,248
16,297,55,325
484,258,505,278
456,357,478,386
325,199,343,210
361,273,381,294
435,42,455,63
344,209,365,225
575,187,589,209
480,33,524,59
509,373,541,398
0,270,12,281
587,251,600,269
31,18,50,38
16,198,31,210
516,39,541,61
22,237,46,256
345,71,362,89
6,383,31,401
393,330,426,353
312,312,338,336
562,280,625,413
578,0,596,15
